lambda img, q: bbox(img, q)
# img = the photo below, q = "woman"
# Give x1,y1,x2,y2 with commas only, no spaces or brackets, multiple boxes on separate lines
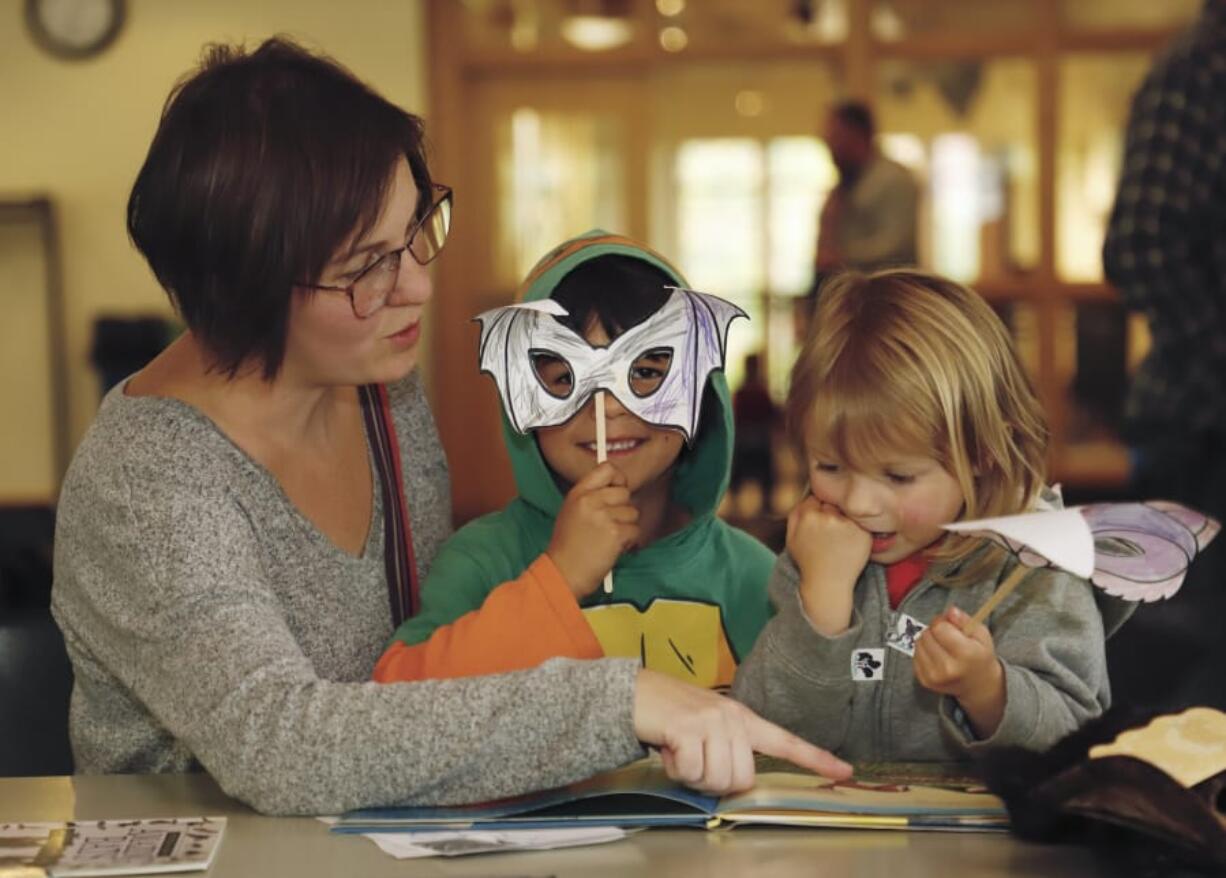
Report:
50,37,847,816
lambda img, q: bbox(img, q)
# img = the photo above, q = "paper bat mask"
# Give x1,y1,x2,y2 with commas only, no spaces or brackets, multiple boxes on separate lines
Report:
474,286,746,443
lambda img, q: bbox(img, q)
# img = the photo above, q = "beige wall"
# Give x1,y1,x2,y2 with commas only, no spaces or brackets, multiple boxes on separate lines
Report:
0,0,427,499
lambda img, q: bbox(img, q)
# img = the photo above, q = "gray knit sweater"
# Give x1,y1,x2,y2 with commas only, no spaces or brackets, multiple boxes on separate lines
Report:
732,548,1126,762
51,373,644,815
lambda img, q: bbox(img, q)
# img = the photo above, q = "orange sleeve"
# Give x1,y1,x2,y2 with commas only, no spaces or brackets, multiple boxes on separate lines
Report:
372,553,605,682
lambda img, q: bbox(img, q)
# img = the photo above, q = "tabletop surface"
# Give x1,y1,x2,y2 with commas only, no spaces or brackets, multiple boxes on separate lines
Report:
0,772,1188,877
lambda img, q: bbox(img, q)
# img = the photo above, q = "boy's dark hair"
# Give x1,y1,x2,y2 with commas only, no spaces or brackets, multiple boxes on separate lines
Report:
831,100,875,139
127,37,433,379
549,255,673,339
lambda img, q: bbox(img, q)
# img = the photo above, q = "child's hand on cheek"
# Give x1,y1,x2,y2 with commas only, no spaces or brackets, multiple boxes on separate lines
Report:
547,462,640,600
913,606,1006,739
787,495,872,636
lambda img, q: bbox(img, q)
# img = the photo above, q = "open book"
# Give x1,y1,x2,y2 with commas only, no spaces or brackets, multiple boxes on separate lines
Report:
0,817,225,876
333,757,1007,833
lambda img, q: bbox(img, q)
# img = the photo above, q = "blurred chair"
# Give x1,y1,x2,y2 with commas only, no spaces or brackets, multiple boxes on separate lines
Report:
89,315,177,396
0,505,73,776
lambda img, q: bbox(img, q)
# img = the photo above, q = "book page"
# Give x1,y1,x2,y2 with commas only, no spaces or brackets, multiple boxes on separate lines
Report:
718,759,1005,818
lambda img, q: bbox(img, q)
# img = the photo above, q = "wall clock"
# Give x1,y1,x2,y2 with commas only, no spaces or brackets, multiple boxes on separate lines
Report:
25,0,126,60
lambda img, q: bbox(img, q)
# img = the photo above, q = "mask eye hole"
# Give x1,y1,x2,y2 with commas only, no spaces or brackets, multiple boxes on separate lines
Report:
531,350,575,399
628,347,673,398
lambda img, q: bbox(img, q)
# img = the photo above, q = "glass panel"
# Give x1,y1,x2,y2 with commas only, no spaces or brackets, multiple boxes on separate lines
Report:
763,137,838,399
929,133,982,281
1056,53,1153,282
649,58,842,282
672,134,839,398
496,107,626,288
874,58,1039,283
1062,0,1200,31
651,59,842,403
766,137,838,297
674,138,764,390
872,0,1038,40
675,139,764,294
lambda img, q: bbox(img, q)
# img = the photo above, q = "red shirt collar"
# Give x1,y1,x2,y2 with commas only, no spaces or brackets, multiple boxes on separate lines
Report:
885,553,930,609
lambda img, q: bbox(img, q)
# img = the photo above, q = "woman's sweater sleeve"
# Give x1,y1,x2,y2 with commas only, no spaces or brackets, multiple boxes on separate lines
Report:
52,458,642,816
374,551,603,681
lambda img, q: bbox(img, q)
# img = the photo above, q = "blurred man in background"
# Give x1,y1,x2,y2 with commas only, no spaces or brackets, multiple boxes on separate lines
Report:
798,100,919,341
815,100,919,277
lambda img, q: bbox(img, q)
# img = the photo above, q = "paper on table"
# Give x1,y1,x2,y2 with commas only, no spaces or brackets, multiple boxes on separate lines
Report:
0,817,225,876
363,826,628,859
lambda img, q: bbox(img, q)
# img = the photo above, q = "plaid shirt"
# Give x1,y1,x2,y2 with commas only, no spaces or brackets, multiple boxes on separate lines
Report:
1103,0,1226,437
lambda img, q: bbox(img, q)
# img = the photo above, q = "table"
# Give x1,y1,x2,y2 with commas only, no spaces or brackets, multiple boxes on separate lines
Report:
0,773,1176,877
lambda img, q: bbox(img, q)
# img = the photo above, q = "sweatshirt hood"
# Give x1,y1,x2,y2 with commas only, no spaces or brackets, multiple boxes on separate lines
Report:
500,229,735,521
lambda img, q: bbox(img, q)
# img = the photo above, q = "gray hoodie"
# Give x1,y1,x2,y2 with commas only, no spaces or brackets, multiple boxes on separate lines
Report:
732,544,1127,762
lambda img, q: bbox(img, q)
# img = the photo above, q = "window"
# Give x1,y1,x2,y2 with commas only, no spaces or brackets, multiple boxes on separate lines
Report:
674,136,838,395
498,107,626,288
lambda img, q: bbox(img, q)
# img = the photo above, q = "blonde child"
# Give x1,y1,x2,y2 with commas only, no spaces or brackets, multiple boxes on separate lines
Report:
732,269,1112,761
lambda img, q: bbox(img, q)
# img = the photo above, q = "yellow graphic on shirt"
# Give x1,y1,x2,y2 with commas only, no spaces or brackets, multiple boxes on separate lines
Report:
582,599,737,688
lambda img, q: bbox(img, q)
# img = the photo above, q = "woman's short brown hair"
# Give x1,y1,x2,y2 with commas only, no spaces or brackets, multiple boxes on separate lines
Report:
127,37,433,378
787,269,1049,583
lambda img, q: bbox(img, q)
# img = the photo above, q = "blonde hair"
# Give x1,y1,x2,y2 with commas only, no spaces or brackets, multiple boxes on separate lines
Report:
787,269,1048,585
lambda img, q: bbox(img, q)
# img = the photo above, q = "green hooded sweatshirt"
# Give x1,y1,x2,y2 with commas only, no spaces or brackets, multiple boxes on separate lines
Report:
377,231,774,688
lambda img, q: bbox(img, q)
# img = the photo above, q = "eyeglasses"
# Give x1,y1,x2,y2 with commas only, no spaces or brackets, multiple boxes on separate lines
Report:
302,183,452,319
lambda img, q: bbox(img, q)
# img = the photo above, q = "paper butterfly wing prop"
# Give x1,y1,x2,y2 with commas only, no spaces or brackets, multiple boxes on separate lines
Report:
1081,502,1219,601
472,287,746,443
944,509,1095,578
943,501,1219,602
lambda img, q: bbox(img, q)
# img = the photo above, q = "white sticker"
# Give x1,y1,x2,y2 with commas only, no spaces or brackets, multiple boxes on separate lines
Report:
885,612,927,657
851,648,886,681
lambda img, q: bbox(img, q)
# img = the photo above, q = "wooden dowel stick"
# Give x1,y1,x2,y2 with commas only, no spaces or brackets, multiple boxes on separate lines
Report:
963,565,1030,631
595,391,614,595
